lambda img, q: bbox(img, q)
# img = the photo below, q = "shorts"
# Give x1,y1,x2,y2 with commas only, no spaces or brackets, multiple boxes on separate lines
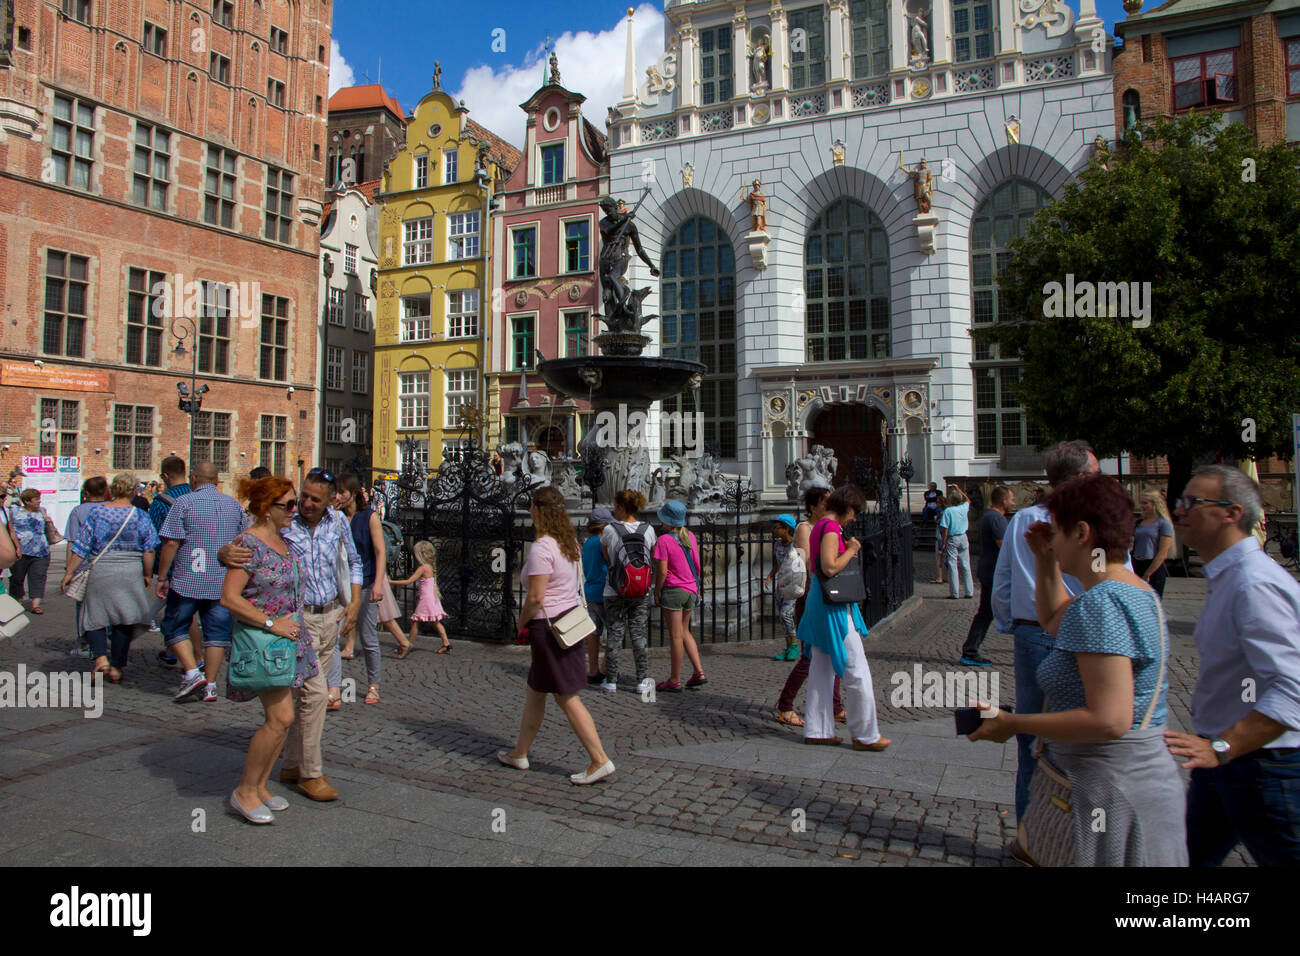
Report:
162,592,235,649
660,586,699,612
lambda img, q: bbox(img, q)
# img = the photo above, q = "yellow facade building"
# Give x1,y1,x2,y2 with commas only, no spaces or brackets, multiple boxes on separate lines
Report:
372,88,520,474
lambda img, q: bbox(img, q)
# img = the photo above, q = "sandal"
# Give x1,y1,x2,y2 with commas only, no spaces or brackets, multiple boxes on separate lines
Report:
327,692,342,711
107,667,123,684
364,685,380,705
395,640,413,659
686,672,707,688
835,710,847,723
30,606,44,615
775,710,805,727
656,679,683,692
436,644,451,654
852,738,892,752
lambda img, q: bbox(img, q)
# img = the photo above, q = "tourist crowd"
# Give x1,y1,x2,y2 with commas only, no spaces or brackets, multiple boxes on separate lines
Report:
2,441,1296,869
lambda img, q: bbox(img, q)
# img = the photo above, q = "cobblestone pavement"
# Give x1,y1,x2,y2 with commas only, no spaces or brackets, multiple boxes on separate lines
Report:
0,555,1252,866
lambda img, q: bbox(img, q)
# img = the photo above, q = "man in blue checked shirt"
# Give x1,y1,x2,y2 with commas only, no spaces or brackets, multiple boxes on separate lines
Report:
1165,465,1300,866
219,467,362,802
157,462,249,704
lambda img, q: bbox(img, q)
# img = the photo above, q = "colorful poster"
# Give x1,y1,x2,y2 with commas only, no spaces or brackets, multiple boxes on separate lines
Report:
20,455,81,534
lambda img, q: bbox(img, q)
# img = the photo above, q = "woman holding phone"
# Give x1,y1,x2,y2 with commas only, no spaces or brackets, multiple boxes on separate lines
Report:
796,484,889,751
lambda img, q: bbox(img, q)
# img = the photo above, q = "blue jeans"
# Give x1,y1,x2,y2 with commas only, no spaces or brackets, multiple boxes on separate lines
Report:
161,591,234,648
1013,623,1055,821
1186,749,1300,866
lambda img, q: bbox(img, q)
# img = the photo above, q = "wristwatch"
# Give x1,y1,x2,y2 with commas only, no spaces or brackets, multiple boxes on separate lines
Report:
264,617,275,631
1211,737,1232,764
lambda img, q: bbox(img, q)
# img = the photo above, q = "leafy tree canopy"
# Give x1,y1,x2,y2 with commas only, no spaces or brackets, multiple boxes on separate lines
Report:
975,112,1300,490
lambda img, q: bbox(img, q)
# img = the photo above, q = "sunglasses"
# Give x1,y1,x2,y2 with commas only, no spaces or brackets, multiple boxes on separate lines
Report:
1175,496,1234,512
271,499,298,511
307,468,335,483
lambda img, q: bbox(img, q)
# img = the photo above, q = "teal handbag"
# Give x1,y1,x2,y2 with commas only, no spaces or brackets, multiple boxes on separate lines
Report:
229,548,299,692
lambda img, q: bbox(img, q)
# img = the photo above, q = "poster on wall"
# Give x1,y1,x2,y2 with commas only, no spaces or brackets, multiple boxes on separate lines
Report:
20,456,82,534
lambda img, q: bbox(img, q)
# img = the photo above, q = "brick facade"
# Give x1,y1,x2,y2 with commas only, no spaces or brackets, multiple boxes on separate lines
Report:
0,0,330,486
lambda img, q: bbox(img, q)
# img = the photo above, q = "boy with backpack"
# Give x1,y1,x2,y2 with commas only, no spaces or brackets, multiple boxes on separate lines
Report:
600,490,656,697
767,514,805,661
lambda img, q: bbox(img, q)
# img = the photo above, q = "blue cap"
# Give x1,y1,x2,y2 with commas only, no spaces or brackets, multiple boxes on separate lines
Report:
775,513,796,530
657,499,687,527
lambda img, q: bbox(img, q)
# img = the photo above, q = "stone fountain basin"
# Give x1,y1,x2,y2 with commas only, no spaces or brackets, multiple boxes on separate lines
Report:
538,356,706,406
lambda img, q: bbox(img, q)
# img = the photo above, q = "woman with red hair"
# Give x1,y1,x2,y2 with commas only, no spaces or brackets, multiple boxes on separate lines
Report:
968,473,1186,865
220,477,319,824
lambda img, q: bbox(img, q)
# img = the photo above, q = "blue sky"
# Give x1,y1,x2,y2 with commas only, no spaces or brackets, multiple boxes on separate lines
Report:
330,0,1138,147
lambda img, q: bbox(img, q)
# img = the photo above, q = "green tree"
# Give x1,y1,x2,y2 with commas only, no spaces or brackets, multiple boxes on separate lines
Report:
975,112,1300,505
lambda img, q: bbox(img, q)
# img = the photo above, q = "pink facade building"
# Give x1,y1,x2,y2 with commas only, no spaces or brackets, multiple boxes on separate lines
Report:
488,59,608,457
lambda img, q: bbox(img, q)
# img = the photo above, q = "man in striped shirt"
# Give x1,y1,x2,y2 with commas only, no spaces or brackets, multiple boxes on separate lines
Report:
158,462,249,703
219,468,362,802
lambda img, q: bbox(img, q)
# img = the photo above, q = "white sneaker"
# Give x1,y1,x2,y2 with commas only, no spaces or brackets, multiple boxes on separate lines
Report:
172,672,206,702
599,681,617,693
636,678,655,697
203,683,218,702
148,622,161,632
570,760,615,785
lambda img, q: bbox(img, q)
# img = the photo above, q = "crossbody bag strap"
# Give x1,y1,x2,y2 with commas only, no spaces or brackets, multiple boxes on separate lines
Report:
672,532,701,588
1139,596,1169,731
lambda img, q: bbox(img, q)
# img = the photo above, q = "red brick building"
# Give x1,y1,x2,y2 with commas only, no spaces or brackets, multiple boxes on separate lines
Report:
326,83,406,189
0,0,331,487
1114,0,1300,145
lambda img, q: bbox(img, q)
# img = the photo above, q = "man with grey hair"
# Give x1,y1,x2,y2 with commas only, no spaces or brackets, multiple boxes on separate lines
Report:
1166,464,1300,866
992,439,1100,821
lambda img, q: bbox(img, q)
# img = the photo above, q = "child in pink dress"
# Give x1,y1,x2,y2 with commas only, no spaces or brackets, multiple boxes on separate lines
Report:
391,540,451,653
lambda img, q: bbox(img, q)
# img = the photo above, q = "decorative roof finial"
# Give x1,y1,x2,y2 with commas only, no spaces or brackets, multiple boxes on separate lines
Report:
433,60,442,91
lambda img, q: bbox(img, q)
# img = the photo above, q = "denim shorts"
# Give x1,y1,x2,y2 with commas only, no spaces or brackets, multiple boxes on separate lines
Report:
162,592,235,648
660,586,699,612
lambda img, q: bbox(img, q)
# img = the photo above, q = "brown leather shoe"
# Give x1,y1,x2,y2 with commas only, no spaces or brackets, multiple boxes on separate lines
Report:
297,776,339,801
852,738,892,751
279,767,300,784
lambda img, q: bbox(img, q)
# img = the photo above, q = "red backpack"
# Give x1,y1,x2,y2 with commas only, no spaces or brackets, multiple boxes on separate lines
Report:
610,522,653,599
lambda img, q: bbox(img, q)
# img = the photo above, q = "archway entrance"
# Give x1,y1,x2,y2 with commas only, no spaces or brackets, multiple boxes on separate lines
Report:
534,425,566,459
810,404,885,489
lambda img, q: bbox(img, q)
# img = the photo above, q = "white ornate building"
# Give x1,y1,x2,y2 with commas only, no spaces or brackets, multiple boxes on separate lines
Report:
607,0,1114,497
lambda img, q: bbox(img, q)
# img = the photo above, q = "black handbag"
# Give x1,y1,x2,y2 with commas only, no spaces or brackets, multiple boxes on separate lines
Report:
817,520,868,606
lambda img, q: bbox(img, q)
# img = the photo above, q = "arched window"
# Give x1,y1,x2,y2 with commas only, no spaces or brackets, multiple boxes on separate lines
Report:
970,178,1052,456
660,217,737,459
805,198,890,362
1122,89,1141,131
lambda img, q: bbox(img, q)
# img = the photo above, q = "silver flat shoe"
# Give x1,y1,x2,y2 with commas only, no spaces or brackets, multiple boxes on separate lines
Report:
228,790,274,824
569,760,615,785
264,795,290,812
497,750,529,770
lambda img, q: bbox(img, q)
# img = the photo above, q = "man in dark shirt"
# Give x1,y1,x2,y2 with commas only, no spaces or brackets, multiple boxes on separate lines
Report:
921,482,942,523
960,485,1010,666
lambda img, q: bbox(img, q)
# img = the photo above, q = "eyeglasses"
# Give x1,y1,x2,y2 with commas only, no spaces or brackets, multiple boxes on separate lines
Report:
271,499,298,512
1175,496,1234,512
307,468,335,484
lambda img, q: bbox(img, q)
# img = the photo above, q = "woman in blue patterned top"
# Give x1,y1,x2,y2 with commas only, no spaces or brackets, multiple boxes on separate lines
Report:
61,474,160,684
968,473,1186,866
8,489,52,614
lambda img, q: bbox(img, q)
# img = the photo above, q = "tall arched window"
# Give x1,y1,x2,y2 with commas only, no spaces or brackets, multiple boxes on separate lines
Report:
660,217,737,459
805,198,890,362
970,178,1052,456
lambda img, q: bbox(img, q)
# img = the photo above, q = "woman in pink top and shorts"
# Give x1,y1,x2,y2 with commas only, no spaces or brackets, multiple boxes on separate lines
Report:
497,487,615,785
653,499,707,692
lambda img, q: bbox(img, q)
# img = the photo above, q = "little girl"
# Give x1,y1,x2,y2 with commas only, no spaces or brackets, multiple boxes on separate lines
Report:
391,540,451,654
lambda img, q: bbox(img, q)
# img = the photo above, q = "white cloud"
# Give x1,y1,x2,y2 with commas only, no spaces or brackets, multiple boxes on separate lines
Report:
453,3,667,149
329,39,356,96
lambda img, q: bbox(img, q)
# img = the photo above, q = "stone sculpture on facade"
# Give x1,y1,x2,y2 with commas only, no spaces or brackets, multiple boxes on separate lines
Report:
746,178,768,232
749,35,771,89
597,191,660,339
900,155,934,214
907,5,931,68
795,444,839,493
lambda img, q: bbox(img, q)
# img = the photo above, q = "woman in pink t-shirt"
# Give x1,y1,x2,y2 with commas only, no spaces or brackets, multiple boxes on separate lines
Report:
653,499,707,692
498,487,615,785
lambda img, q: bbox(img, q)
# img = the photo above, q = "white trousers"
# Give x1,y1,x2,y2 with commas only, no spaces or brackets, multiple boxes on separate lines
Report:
804,624,880,744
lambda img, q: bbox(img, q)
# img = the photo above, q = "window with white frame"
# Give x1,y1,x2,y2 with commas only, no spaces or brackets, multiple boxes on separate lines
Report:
1171,49,1238,110
326,346,345,390
327,287,345,326
398,371,430,429
351,293,368,331
850,0,889,79
699,25,733,104
563,311,590,357
540,143,564,185
446,290,479,338
448,212,480,259
443,149,458,184
442,438,474,460
344,243,357,274
400,293,432,342
445,369,478,429
397,438,429,473
511,315,535,370
351,351,368,393
951,0,992,63
563,219,590,272
1288,38,1300,96
325,406,344,442
511,226,537,278
353,409,371,446
403,217,433,265
414,153,429,188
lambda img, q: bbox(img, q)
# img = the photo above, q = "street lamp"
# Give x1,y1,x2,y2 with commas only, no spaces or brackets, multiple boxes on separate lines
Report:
171,317,210,465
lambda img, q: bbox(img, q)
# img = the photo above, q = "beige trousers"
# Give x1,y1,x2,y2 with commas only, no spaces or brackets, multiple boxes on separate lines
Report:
282,606,342,779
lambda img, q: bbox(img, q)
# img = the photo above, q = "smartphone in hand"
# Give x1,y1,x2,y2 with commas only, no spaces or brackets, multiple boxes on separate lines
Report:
954,706,983,736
